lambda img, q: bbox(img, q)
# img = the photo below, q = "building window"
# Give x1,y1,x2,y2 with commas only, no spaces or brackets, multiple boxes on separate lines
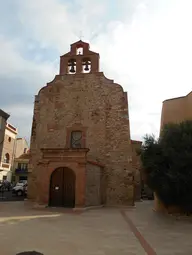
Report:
71,131,82,148
19,176,27,181
8,137,11,142
24,148,27,154
3,176,7,181
18,163,28,169
4,153,10,163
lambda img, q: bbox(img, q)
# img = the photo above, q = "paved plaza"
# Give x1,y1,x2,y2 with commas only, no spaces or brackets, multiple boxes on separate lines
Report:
0,201,192,255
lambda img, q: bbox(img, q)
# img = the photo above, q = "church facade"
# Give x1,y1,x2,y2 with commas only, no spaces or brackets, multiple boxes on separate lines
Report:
28,40,135,208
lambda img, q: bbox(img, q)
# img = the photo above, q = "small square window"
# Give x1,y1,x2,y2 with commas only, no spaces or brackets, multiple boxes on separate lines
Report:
71,131,82,148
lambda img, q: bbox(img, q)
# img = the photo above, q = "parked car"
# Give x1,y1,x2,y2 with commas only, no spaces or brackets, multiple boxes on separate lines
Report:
12,182,27,196
24,184,27,196
13,180,27,187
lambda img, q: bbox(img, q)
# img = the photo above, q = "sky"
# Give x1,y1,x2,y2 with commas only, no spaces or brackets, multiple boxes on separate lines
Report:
1,0,192,143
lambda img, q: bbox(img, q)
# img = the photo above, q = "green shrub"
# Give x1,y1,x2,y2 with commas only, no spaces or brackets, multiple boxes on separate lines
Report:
138,120,192,212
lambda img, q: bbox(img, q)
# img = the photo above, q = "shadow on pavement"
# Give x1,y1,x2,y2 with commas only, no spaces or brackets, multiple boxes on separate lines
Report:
0,191,25,202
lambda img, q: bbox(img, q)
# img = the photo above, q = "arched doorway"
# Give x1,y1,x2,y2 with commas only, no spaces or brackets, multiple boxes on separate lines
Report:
49,167,75,208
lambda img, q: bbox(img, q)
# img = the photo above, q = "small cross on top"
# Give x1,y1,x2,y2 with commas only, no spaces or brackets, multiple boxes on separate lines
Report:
79,30,84,41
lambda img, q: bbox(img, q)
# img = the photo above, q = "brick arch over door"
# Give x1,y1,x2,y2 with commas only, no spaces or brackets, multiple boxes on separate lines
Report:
34,151,88,207
49,167,76,208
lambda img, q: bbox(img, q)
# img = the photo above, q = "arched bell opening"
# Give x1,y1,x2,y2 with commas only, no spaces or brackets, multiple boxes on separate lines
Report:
68,58,76,74
76,45,83,55
82,58,91,73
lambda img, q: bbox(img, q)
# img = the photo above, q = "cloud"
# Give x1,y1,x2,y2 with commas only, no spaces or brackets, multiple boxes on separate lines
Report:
16,0,108,52
92,0,192,138
0,36,57,142
1,0,192,142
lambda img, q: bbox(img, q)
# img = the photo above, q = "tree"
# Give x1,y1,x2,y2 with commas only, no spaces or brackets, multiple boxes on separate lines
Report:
138,120,192,213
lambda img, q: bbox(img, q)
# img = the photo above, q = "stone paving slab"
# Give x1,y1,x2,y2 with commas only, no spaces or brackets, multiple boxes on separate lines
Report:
126,201,192,255
3,201,192,255
0,202,146,255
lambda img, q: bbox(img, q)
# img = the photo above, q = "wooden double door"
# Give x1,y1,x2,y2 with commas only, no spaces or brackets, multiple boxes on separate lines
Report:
49,167,75,208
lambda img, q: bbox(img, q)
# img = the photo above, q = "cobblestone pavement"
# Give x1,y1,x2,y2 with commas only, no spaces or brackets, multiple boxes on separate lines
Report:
0,201,192,255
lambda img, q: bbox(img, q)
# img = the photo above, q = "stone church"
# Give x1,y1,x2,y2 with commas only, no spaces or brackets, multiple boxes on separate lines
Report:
28,40,136,208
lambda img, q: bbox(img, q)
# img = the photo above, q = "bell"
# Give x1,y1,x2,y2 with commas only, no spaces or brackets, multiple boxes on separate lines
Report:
84,63,89,71
70,65,75,73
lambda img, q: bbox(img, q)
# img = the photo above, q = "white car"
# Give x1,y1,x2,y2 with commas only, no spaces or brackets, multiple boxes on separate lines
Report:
12,182,27,196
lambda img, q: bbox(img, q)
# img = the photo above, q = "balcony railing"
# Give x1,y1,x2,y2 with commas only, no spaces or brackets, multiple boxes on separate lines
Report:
0,162,11,171
15,168,28,174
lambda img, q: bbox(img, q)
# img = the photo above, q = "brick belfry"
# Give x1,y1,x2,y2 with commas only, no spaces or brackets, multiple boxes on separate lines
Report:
28,40,135,208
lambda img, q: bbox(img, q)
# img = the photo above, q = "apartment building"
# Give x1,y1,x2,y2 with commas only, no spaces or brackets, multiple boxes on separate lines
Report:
15,138,29,158
0,122,18,181
13,151,30,183
0,109,10,159
12,138,29,183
